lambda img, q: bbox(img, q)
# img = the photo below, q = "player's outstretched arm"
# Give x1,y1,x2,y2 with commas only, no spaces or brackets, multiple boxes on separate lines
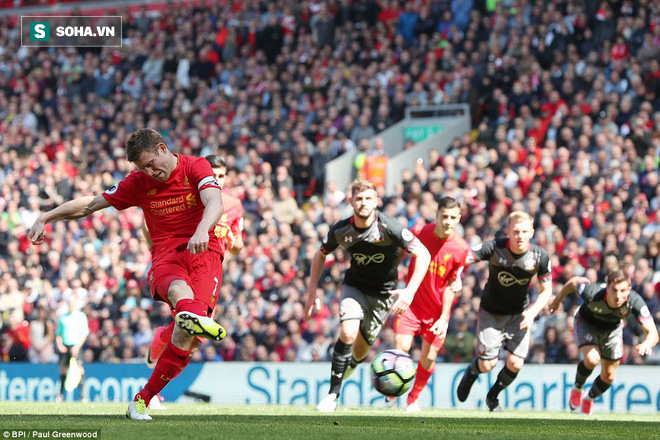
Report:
29,194,111,245
188,187,223,255
548,276,590,313
636,319,660,356
304,250,328,320
390,242,431,315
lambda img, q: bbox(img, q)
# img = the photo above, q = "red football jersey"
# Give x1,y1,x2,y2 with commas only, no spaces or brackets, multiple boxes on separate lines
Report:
406,223,470,318
214,191,244,254
102,154,222,255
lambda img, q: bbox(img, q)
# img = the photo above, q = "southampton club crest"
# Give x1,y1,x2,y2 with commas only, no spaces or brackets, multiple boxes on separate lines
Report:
523,254,536,271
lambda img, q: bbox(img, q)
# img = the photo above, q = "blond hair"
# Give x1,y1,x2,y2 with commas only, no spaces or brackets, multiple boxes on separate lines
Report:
351,179,376,196
508,211,534,226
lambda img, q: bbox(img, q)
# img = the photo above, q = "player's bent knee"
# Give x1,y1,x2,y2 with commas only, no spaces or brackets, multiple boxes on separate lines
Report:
421,357,435,370
339,332,358,344
479,358,497,372
339,322,360,344
508,357,525,371
395,335,413,352
602,372,616,384
585,352,601,367
167,280,194,303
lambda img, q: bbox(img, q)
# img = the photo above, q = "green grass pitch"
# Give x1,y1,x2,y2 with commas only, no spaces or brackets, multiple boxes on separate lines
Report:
0,402,659,440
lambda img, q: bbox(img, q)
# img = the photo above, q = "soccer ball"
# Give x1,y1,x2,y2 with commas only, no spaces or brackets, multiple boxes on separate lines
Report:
370,349,416,397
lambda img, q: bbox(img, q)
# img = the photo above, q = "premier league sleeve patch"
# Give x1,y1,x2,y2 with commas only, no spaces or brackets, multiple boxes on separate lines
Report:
105,183,119,195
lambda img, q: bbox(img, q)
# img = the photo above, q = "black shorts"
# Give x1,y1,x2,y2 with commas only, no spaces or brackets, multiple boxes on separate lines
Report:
58,345,81,368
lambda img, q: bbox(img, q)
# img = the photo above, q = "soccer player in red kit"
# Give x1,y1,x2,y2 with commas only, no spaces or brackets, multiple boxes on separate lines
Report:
206,154,244,256
145,154,244,402
390,197,469,412
29,129,227,420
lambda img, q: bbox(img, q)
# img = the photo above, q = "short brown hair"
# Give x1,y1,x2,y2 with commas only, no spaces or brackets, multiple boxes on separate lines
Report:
126,128,166,162
606,269,630,286
205,155,227,168
438,196,459,210
351,178,376,196
508,211,534,226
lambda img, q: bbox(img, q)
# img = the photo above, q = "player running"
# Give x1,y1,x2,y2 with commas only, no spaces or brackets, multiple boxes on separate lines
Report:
387,196,469,412
29,128,226,420
305,179,431,412
456,211,553,411
549,270,659,414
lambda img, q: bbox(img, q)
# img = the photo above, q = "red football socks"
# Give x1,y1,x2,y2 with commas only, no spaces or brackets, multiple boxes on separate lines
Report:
407,362,436,405
175,298,207,316
135,342,191,403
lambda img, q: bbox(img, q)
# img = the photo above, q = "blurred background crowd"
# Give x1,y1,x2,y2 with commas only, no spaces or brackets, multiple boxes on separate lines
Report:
1,0,660,368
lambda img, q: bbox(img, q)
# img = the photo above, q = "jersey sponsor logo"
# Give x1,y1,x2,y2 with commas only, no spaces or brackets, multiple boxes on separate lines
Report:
147,188,157,196
498,257,508,265
215,213,238,239
105,184,119,195
149,193,197,216
344,236,353,243
429,261,447,277
352,253,385,265
214,223,228,239
402,229,414,241
150,195,185,208
497,271,530,287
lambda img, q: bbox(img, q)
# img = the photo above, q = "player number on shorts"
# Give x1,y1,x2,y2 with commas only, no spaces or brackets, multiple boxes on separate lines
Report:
212,277,219,299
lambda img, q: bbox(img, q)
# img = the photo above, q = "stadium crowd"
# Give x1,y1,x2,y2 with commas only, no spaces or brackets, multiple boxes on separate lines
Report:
1,0,660,369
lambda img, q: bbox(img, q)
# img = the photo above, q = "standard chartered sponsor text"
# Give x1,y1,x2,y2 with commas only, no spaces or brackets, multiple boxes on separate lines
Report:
150,195,185,208
151,204,188,216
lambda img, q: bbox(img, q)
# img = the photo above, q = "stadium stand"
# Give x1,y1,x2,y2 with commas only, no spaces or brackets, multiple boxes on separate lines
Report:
0,0,659,368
